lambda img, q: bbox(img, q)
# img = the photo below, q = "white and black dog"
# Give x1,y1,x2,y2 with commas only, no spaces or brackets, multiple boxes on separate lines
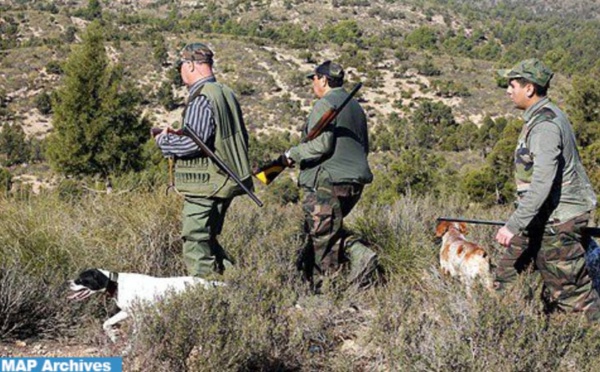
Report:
68,268,224,342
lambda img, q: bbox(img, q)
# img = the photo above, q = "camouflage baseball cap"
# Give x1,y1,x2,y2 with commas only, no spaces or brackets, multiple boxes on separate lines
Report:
306,60,345,81
497,58,553,87
180,42,214,64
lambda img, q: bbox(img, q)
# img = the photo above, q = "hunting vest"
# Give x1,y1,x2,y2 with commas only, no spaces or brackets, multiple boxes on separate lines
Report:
514,99,596,223
175,82,253,198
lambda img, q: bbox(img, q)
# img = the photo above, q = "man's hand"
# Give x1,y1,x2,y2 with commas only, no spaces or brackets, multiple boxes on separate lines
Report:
495,226,515,247
279,152,293,167
151,127,170,144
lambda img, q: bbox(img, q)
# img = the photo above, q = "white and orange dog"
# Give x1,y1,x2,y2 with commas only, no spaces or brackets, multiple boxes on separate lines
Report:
435,221,493,291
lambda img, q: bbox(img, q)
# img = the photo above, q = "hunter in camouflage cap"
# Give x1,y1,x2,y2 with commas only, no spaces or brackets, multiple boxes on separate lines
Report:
497,58,554,87
306,60,345,81
180,42,214,65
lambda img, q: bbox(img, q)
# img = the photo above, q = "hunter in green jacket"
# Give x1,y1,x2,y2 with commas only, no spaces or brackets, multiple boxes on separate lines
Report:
495,58,600,321
284,61,377,291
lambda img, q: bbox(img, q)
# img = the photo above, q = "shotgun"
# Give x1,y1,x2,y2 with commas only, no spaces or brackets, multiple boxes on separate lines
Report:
152,127,263,207
437,216,600,236
253,82,363,185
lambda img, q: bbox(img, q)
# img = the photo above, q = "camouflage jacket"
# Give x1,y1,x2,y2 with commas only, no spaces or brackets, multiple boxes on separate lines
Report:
506,97,597,234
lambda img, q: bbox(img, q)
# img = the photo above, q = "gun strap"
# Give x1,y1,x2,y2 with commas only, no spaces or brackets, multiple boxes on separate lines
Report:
167,156,175,195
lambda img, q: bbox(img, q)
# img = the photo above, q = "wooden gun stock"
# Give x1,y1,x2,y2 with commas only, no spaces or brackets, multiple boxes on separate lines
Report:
304,82,362,143
253,82,363,185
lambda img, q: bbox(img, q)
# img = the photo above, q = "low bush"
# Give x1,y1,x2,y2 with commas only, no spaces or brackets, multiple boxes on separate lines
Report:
1,187,599,370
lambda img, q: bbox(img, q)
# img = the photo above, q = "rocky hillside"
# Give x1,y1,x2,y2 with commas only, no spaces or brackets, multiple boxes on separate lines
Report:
3,0,597,139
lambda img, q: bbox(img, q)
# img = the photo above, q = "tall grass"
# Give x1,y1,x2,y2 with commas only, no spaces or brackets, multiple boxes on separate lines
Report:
1,190,599,370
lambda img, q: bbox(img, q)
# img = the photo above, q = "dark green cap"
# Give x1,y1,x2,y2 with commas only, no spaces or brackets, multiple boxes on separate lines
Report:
180,42,214,64
497,58,553,87
306,60,345,81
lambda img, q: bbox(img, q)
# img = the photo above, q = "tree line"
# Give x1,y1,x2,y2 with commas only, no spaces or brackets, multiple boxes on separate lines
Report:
1,0,599,205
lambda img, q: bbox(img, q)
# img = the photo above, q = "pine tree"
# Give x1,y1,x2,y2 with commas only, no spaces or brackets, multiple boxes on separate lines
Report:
0,123,29,166
85,0,102,21
152,35,169,67
567,74,600,147
568,73,600,194
46,21,150,181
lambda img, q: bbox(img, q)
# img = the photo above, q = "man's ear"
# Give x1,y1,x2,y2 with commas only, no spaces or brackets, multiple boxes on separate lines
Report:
318,76,328,88
526,83,536,98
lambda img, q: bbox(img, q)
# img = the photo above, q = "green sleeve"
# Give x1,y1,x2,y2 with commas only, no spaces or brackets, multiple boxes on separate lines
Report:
287,99,335,163
506,121,561,234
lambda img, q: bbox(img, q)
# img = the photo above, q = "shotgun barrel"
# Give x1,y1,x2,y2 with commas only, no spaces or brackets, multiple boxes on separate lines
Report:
437,216,600,236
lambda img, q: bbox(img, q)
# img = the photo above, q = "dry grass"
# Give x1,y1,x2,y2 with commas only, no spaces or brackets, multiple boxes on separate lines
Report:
1,188,599,370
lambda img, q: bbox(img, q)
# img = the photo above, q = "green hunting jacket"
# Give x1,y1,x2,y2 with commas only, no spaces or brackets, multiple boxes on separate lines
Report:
506,97,597,234
288,87,373,189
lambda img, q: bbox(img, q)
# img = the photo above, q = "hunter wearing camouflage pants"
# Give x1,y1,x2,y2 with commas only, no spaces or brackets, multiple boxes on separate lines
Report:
284,61,376,289
495,58,600,321
301,181,363,278
495,213,600,319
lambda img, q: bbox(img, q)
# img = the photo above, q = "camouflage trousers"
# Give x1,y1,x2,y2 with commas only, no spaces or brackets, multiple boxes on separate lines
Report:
495,213,600,321
297,182,379,289
181,195,234,278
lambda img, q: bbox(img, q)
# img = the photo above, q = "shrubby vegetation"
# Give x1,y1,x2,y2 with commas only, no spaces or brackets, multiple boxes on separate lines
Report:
0,123,29,166
2,0,600,368
428,0,600,75
431,79,471,98
1,188,599,369
34,91,53,115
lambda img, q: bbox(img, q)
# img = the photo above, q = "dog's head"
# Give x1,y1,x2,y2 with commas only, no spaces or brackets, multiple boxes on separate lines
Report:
68,268,116,301
435,220,467,238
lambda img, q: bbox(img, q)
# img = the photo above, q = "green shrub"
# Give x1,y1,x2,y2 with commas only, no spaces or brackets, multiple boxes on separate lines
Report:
0,167,11,196
45,60,63,75
156,81,178,111
460,165,504,205
232,80,256,96
417,59,442,76
0,123,30,166
265,176,300,205
405,26,438,50
431,79,471,97
0,262,93,340
35,91,53,115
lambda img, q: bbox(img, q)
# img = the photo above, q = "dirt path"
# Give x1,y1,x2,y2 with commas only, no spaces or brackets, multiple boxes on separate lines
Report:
1,340,103,357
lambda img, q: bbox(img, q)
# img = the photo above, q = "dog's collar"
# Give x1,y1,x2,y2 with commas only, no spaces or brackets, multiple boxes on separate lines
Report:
106,271,119,297
109,272,119,283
